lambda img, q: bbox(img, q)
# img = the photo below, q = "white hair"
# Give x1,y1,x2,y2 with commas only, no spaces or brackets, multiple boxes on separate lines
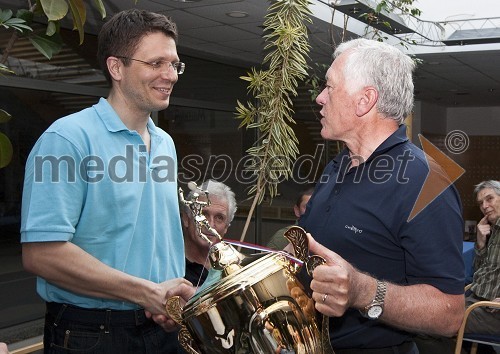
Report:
334,38,416,124
186,180,237,223
474,180,500,200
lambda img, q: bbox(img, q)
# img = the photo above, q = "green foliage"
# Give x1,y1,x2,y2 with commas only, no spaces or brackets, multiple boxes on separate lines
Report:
0,110,13,168
307,0,422,99
236,0,312,207
0,109,11,123
360,0,421,43
0,1,107,167
1,0,106,61
38,0,106,44
377,0,421,17
29,33,63,59
0,132,13,169
0,62,14,75
305,62,329,101
40,0,69,21
0,9,32,32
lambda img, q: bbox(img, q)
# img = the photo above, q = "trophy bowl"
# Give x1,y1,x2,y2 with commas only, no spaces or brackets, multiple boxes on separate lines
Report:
168,184,334,354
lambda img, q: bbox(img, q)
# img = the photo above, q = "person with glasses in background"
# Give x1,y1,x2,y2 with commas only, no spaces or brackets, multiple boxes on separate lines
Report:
20,9,194,353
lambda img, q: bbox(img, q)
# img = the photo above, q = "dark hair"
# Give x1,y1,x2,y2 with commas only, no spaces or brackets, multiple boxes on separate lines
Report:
97,9,178,84
295,185,315,207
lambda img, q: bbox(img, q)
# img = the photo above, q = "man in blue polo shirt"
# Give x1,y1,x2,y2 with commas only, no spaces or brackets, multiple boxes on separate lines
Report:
20,9,194,353
300,38,464,353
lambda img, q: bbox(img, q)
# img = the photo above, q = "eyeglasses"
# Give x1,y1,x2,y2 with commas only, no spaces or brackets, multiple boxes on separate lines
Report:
116,56,185,75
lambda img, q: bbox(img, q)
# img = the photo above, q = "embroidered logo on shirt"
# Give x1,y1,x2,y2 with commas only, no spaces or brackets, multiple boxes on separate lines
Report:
345,225,363,234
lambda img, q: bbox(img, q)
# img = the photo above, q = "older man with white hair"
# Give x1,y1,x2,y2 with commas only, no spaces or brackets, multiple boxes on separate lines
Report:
180,179,237,286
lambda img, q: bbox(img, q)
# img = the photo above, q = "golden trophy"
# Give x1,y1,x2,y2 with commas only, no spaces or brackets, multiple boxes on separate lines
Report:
167,183,334,354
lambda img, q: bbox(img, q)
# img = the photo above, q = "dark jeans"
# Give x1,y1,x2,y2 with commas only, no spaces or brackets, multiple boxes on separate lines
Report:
335,341,419,354
413,334,454,354
44,302,180,354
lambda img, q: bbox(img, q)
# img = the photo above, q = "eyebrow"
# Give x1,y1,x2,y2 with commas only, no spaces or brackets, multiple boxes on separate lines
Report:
477,194,493,202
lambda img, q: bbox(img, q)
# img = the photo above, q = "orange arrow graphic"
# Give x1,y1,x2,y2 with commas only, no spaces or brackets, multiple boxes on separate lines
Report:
408,134,465,221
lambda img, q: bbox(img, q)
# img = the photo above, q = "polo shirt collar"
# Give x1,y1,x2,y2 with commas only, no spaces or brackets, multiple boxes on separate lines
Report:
94,98,160,136
370,124,409,158
331,124,409,171
94,98,128,132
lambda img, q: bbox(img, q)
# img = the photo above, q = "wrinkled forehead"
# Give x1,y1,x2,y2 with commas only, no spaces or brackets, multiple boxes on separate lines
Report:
477,188,499,202
199,195,228,210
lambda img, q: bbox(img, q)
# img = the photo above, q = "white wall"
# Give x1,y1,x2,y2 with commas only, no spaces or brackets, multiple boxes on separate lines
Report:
415,100,448,135
447,106,500,136
413,101,500,137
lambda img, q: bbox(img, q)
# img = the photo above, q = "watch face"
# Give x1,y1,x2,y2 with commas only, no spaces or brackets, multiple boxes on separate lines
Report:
367,305,383,319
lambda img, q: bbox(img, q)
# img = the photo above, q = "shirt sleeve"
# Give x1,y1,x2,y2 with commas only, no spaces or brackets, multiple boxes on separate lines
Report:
400,186,465,295
21,131,86,243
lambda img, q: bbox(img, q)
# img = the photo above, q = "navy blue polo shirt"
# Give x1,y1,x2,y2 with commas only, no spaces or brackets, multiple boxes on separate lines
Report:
300,125,464,349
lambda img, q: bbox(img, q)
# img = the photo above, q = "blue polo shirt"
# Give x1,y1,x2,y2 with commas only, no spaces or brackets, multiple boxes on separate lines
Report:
21,98,185,310
300,125,464,349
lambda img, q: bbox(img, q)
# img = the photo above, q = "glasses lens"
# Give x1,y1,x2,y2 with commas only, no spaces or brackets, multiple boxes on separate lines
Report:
175,62,185,75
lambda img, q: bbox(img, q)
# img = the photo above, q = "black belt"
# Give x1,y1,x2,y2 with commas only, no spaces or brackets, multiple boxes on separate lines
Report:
46,302,151,327
335,341,417,354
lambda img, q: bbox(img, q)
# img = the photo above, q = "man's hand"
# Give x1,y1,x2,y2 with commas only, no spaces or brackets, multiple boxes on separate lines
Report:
307,233,374,317
144,278,195,332
476,215,491,249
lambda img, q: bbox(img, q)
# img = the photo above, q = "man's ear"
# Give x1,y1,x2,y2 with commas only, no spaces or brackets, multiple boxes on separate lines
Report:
355,86,378,117
107,56,122,81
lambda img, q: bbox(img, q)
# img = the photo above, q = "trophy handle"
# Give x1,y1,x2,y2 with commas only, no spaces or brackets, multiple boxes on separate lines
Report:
284,226,309,263
284,226,328,276
179,327,202,354
166,296,202,354
284,226,335,354
165,296,184,325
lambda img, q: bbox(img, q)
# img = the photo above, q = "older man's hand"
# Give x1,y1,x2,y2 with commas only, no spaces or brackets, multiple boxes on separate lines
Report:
476,215,491,249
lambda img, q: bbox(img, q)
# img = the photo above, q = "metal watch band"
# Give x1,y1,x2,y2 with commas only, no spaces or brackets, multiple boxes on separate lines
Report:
373,280,387,305
360,280,387,318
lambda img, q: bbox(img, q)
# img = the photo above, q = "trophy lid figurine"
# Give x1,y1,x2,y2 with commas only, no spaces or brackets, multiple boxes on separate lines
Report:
167,182,334,354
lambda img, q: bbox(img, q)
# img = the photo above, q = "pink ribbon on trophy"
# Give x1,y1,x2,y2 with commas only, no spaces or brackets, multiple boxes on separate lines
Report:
223,239,304,266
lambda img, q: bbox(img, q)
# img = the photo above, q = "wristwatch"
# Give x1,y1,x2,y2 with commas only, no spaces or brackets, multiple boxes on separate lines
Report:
360,280,387,319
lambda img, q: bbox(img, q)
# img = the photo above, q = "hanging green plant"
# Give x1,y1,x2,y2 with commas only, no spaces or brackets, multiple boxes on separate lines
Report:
236,0,312,241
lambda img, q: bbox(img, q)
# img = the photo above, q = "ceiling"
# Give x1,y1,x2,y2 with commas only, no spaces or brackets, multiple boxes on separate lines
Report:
1,0,500,107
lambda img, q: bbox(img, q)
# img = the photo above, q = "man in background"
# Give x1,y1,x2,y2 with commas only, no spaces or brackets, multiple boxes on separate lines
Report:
180,179,237,285
465,180,500,335
267,185,314,250
167,180,237,353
